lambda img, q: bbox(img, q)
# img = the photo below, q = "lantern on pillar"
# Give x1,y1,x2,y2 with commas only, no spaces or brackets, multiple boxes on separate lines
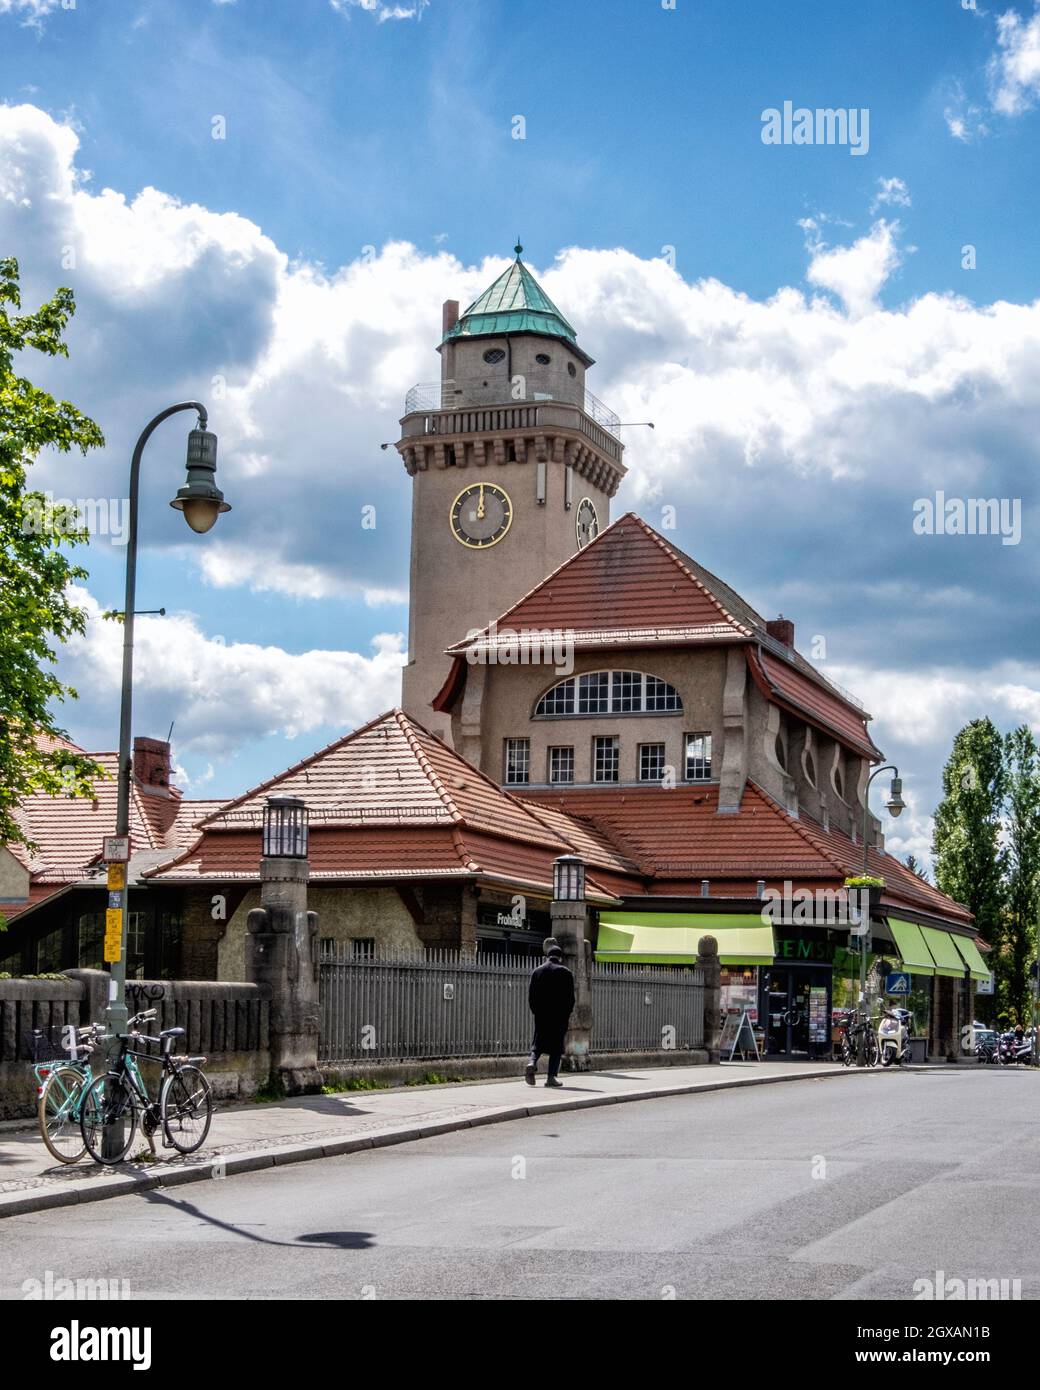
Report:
553,854,586,903
262,796,309,859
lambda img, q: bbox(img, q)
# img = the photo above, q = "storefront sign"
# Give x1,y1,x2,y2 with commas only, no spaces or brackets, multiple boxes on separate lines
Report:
775,933,838,963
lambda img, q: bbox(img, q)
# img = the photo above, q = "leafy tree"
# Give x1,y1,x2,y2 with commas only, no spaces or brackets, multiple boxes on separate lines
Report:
0,256,104,872
1002,725,1040,1022
932,718,1005,951
904,853,930,882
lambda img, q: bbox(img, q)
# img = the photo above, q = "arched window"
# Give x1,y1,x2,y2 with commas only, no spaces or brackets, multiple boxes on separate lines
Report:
535,671,682,718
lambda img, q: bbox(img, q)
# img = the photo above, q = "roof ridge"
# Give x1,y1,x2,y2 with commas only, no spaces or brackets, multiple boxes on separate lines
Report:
392,709,465,824
524,792,654,876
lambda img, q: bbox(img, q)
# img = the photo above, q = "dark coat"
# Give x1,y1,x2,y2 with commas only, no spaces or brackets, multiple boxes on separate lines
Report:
528,959,575,1054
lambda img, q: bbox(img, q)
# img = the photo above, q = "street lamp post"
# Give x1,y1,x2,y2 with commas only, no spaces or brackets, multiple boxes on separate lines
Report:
856,765,905,1049
102,402,230,1160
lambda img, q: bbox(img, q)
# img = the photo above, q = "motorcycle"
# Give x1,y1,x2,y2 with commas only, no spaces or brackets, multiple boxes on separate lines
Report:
877,1007,911,1066
998,1029,1034,1065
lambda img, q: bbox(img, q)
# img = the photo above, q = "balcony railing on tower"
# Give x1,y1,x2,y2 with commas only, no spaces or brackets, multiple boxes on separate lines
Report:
403,379,622,440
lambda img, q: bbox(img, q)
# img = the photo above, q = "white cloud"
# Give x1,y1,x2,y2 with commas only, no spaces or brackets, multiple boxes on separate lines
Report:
990,3,1040,115
804,218,905,319
0,0,62,26
330,0,429,21
62,587,406,758
870,176,911,213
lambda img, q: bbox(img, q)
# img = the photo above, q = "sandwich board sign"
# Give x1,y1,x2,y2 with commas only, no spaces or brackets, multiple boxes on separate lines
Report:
720,1009,760,1061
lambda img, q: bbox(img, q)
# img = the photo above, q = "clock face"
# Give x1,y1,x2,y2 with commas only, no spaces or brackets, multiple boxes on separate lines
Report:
576,497,599,549
449,482,513,549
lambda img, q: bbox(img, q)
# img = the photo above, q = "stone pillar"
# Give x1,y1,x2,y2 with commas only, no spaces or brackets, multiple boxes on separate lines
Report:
551,900,592,1072
697,935,722,1064
246,856,322,1094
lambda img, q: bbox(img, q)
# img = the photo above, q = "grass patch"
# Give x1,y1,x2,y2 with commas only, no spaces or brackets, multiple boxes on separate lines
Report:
321,1077,385,1093
404,1071,464,1086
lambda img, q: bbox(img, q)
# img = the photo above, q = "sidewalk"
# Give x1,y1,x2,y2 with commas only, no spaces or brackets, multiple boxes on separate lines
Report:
0,1059,883,1219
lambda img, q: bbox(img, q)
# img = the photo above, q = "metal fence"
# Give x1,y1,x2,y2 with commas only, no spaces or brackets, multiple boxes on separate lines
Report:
318,947,706,1063
591,963,705,1052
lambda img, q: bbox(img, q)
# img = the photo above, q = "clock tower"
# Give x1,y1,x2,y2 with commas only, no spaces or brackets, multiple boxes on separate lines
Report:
395,245,625,739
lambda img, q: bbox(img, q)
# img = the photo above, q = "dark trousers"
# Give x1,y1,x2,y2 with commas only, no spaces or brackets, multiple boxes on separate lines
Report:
529,1034,562,1079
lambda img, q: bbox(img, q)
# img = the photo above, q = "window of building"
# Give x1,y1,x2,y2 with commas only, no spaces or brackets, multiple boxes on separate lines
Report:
775,732,787,771
612,670,642,712
535,670,681,718
535,352,552,365
36,926,64,974
483,348,505,364
505,738,530,785
567,362,577,377
351,938,376,960
833,763,845,798
684,732,713,780
126,911,146,980
639,743,667,782
77,912,104,970
578,671,610,714
593,735,620,783
159,908,182,979
548,746,574,784
804,751,817,787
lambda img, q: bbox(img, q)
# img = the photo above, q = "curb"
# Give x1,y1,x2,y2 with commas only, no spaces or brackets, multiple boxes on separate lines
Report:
0,1064,885,1220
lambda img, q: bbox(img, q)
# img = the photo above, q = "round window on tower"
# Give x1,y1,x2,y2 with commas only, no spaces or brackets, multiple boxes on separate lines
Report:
567,362,577,377
535,353,551,365
483,348,505,364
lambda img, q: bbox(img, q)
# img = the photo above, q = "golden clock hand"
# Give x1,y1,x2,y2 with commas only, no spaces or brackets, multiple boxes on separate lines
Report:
476,485,485,520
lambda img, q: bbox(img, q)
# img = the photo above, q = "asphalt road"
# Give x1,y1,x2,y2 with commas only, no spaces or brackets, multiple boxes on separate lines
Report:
3,1069,1038,1301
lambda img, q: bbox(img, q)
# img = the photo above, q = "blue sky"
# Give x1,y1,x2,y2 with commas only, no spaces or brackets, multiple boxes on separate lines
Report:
2,0,1039,865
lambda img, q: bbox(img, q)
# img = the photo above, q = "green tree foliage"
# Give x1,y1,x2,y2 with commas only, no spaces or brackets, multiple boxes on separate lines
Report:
932,717,1005,942
1002,726,1040,1022
0,256,104,865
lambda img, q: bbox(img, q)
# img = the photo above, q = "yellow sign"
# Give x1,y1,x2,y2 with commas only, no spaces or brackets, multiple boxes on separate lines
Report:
104,907,123,963
107,862,126,891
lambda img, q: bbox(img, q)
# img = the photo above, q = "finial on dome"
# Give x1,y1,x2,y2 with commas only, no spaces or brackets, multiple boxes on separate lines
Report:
514,238,523,258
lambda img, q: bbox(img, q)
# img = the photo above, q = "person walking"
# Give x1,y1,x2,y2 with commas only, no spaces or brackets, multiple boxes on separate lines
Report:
525,945,575,1088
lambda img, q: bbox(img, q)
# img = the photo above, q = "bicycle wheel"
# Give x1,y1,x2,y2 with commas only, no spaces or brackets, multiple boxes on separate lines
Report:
80,1073,138,1165
160,1064,213,1154
840,1037,853,1067
37,1066,88,1164
864,1031,880,1067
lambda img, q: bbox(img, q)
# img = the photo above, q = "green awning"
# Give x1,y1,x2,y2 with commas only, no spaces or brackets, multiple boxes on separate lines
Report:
596,913,775,965
951,935,990,982
887,918,936,976
920,925,970,978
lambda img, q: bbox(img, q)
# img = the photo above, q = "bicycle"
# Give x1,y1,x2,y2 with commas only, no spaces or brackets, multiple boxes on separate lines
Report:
848,1010,879,1067
29,1022,105,1164
79,1009,213,1164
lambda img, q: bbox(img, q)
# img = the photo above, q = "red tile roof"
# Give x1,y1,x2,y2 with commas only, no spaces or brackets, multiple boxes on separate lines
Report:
518,781,972,927
747,647,881,759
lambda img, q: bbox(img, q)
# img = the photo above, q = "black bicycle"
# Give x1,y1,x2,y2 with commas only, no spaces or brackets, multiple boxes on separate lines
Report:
840,1009,878,1067
79,1009,213,1164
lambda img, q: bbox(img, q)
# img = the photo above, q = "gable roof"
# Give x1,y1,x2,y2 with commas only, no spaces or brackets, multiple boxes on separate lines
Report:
442,512,877,754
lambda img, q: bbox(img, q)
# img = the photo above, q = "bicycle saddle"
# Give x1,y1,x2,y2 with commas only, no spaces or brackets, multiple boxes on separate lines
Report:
159,1027,186,1039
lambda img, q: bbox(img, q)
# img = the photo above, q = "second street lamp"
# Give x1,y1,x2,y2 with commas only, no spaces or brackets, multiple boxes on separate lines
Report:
102,401,231,1160
855,764,904,1057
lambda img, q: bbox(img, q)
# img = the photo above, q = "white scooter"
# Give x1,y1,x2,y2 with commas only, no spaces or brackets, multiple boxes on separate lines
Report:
877,1007,911,1066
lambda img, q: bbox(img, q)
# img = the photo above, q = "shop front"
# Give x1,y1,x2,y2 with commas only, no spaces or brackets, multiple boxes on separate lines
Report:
476,895,552,957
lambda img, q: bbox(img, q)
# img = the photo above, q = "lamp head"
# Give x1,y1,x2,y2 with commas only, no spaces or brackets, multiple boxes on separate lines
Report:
886,775,905,818
170,427,231,533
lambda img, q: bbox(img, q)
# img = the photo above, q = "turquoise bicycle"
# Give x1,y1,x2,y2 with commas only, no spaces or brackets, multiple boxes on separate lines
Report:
30,1022,104,1164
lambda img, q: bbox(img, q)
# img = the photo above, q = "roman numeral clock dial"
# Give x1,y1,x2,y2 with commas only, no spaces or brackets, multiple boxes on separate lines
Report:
450,482,513,549
576,497,599,549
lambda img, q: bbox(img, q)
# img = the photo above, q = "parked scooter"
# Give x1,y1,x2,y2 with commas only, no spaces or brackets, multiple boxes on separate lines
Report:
877,1007,912,1066
998,1027,1034,1065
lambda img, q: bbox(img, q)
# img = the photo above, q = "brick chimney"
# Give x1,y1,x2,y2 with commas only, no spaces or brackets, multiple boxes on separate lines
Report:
133,736,172,793
442,299,459,335
766,616,795,648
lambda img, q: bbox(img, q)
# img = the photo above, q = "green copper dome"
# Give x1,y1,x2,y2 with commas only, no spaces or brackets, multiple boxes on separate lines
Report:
443,248,592,363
